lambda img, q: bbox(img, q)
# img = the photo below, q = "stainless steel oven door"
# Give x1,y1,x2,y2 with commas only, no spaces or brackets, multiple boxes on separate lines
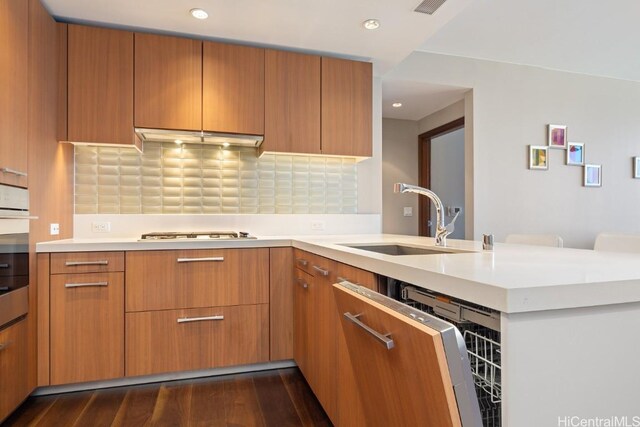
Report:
0,184,30,329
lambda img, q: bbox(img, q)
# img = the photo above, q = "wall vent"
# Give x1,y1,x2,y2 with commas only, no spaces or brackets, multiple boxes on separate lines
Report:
414,0,447,15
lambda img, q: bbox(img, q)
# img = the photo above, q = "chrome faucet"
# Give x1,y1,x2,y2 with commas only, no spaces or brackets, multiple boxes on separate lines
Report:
394,183,458,247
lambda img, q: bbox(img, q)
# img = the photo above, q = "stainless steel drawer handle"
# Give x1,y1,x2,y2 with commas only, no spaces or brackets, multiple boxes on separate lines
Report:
0,263,9,268
0,167,28,177
65,260,109,266
297,278,308,289
337,276,348,282
0,342,9,352
344,312,395,350
296,258,308,266
312,265,329,276
65,281,108,288
177,315,224,323
177,257,224,263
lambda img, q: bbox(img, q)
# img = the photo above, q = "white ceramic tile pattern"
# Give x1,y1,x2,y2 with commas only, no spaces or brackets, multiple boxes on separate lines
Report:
75,143,358,214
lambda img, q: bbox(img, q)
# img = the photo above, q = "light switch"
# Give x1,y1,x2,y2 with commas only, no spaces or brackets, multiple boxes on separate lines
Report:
403,207,413,217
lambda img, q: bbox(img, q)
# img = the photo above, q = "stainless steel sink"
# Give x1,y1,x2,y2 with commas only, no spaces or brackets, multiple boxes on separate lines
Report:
339,244,465,256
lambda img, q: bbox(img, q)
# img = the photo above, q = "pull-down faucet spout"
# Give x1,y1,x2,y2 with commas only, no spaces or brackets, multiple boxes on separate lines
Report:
394,183,456,247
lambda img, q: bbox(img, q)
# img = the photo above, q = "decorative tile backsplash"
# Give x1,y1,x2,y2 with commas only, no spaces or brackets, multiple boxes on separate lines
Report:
75,143,358,214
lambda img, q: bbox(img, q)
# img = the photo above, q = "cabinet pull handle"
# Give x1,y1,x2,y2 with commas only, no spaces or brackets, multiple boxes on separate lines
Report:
177,315,224,323
65,260,109,266
65,281,108,288
337,276,348,282
0,342,10,352
177,257,224,263
344,312,395,350
312,265,329,276
296,258,308,267
0,263,9,268
296,278,309,289
0,167,28,177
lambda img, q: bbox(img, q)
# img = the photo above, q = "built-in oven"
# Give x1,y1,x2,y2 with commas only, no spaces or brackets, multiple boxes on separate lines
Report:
0,184,30,330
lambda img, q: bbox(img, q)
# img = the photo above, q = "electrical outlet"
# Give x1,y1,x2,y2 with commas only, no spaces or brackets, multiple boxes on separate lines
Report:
92,221,111,233
50,223,59,235
403,207,413,217
311,221,325,231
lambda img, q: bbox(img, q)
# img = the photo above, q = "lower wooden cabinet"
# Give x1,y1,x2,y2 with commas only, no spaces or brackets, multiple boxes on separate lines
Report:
0,318,29,422
50,272,124,385
126,304,269,377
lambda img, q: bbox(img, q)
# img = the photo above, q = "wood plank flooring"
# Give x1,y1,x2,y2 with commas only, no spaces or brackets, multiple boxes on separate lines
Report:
3,368,332,427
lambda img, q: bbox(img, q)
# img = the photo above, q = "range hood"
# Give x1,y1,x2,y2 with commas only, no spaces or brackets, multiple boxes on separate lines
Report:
134,128,263,148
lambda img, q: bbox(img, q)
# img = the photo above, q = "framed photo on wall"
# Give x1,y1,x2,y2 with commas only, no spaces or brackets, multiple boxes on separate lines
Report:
634,157,640,179
548,124,567,149
584,164,602,187
529,145,548,170
566,142,584,166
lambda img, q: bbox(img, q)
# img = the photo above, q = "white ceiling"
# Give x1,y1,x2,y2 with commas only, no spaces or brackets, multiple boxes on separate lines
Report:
418,0,640,82
382,80,467,120
41,0,472,74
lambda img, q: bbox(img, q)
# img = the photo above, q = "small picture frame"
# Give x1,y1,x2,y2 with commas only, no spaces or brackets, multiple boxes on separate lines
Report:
584,164,602,187
634,157,640,179
566,142,584,166
548,124,567,149
529,145,548,170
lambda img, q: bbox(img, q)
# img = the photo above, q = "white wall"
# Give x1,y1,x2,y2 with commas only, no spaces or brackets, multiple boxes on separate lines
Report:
357,77,384,214
387,52,640,248
431,128,465,239
418,99,465,134
381,118,420,235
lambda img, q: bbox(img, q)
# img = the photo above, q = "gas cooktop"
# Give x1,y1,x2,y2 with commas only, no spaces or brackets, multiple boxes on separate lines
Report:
139,231,255,241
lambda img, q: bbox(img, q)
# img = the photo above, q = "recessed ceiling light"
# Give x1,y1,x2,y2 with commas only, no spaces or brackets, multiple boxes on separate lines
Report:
190,8,209,20
175,139,183,145
392,102,403,108
363,19,380,30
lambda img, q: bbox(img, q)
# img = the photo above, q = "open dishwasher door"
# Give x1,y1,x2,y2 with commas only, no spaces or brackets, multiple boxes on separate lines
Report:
334,281,482,427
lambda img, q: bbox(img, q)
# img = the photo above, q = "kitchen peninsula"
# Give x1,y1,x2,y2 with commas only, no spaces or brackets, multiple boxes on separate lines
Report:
37,234,640,426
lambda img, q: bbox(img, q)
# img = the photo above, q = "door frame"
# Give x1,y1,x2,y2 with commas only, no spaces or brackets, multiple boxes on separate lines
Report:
418,117,465,237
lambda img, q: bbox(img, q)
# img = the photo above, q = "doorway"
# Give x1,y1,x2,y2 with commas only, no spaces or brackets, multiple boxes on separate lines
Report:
418,118,465,237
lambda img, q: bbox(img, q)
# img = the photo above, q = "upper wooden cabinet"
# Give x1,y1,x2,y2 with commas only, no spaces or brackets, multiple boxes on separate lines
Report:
67,25,136,148
134,33,202,131
203,42,264,135
264,50,321,154
0,0,29,187
321,57,372,157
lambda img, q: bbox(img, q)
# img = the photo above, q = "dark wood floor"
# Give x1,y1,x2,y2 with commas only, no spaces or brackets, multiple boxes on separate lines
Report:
3,368,332,427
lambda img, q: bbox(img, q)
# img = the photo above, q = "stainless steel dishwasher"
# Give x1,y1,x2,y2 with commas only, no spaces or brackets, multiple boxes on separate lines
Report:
387,277,502,427
334,280,484,427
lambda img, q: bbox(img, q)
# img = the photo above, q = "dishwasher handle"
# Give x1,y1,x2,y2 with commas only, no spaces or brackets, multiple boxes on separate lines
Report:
344,312,395,350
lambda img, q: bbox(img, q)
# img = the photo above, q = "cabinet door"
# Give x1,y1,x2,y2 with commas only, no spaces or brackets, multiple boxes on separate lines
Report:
269,248,294,361
334,284,463,427
67,25,136,147
293,269,312,379
264,50,321,154
126,304,269,377
126,249,269,312
321,57,372,157
50,272,124,385
0,0,28,187
203,42,264,135
134,33,202,131
0,319,29,422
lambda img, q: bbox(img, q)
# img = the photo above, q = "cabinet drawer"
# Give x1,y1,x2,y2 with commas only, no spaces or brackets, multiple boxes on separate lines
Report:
294,250,336,279
0,319,29,422
126,249,269,312
126,304,269,377
0,253,28,277
51,251,124,274
50,272,124,385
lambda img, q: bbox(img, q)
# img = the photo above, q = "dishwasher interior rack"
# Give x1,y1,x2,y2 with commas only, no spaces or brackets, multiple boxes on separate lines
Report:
387,279,502,427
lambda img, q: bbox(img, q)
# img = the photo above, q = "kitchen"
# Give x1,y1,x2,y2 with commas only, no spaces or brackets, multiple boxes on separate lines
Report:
2,0,640,426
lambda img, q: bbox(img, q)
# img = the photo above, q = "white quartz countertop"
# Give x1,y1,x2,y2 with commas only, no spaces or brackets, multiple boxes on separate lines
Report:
37,234,640,314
